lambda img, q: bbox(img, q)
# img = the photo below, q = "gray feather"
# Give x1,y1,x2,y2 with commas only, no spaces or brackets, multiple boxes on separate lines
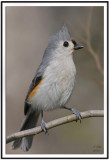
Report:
48,25,71,48
35,25,71,74
11,110,40,152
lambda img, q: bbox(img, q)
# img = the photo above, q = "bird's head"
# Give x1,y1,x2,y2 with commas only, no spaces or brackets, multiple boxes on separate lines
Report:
47,25,84,57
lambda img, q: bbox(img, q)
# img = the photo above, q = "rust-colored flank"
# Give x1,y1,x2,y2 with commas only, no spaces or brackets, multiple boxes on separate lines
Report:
28,79,43,100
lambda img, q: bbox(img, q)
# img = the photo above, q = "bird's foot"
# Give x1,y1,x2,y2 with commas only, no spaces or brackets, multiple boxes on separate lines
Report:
63,106,82,123
71,108,82,123
41,119,47,133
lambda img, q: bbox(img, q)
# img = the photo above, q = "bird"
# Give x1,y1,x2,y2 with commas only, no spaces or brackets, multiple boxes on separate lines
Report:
11,25,84,152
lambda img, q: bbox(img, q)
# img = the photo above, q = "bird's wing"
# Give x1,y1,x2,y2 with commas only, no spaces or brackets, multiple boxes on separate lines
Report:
24,75,43,115
24,62,46,115
24,47,51,115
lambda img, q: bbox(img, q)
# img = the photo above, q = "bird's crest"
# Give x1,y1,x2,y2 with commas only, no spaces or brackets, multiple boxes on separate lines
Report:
56,25,71,41
48,25,71,47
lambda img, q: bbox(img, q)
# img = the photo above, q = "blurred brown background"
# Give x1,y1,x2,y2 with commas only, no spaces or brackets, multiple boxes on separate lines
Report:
6,6,104,154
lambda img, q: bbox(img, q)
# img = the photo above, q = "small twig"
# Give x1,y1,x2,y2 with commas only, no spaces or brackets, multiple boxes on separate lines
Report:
86,7,104,76
6,110,104,144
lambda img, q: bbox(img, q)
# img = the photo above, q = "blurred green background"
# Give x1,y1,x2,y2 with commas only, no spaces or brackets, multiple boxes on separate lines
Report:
6,6,104,154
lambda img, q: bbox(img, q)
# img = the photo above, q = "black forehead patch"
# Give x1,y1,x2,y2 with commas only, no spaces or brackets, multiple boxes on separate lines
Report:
72,40,77,45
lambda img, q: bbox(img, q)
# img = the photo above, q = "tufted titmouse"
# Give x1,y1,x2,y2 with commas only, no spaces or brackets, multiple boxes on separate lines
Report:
11,25,84,152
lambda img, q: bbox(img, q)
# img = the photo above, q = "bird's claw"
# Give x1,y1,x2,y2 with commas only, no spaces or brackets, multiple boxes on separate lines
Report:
71,108,82,123
41,119,47,133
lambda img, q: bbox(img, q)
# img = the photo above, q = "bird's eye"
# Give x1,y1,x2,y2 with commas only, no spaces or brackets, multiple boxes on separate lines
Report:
72,40,77,45
63,41,69,47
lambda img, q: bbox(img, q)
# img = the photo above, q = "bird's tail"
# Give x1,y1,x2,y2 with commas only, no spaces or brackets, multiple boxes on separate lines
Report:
11,110,40,152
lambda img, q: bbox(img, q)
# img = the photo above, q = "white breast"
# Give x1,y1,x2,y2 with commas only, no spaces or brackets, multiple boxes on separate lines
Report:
30,55,76,111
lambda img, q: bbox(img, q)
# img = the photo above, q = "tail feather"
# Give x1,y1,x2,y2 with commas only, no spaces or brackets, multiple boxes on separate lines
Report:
11,110,40,152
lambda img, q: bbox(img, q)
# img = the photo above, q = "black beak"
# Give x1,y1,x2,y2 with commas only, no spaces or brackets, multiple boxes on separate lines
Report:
74,44,84,50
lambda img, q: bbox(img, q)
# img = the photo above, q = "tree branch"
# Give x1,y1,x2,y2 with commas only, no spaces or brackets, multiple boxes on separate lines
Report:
6,110,104,144
76,7,104,80
86,7,104,76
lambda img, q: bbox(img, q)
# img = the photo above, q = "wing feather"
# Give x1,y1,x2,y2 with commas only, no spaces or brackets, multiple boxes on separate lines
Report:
24,76,42,115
